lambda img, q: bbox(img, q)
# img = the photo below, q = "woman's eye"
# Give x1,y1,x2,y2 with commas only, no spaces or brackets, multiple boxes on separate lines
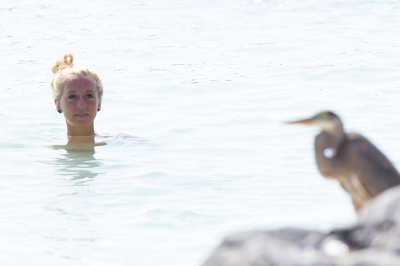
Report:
68,95,76,99
86,94,94,98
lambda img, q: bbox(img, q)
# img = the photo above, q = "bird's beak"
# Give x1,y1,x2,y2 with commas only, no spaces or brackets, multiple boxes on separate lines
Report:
286,118,315,125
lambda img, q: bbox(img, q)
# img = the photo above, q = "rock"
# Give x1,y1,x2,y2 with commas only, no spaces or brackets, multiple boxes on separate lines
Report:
202,185,400,266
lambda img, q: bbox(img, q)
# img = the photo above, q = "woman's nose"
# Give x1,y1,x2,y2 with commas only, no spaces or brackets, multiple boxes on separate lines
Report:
77,97,86,108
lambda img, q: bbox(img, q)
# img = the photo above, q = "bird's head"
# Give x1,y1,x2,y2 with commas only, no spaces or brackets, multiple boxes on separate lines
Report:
287,111,343,133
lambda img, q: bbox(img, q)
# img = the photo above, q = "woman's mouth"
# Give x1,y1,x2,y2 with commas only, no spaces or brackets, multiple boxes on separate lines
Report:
75,114,88,117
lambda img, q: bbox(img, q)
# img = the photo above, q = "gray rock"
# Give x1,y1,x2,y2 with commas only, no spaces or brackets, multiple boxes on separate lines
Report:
203,186,400,266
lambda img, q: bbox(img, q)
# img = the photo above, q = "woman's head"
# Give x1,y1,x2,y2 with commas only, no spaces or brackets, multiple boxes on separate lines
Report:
51,54,103,136
50,53,103,101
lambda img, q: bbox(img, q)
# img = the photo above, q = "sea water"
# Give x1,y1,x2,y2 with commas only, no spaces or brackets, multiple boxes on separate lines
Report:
1,0,400,265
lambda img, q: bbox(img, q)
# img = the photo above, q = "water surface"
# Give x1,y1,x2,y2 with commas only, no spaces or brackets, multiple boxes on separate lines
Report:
1,0,400,265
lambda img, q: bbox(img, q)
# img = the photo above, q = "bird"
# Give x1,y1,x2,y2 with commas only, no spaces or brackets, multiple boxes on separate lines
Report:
287,111,400,212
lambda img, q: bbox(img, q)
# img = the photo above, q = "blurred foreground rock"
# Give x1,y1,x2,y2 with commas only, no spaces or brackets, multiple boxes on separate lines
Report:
203,185,400,266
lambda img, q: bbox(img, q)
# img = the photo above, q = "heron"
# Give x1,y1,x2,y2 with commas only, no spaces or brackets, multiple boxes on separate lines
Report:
287,111,400,212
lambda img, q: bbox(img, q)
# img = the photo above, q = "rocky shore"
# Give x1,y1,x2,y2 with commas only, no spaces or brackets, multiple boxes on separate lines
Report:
203,185,400,266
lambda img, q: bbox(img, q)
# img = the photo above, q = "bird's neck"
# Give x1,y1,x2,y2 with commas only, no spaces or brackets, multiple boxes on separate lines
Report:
315,126,346,155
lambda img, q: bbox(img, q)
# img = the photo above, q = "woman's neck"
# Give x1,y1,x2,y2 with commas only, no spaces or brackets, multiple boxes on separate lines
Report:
66,134,96,150
66,124,95,137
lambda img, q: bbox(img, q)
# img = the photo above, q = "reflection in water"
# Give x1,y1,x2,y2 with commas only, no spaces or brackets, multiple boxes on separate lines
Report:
36,145,105,185
40,135,142,185
38,136,108,185
54,149,103,184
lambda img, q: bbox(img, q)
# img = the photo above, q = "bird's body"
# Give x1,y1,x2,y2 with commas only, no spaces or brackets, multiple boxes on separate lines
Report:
288,111,400,212
315,131,400,211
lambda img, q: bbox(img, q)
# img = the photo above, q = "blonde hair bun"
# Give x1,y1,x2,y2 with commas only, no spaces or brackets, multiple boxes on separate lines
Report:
52,53,74,73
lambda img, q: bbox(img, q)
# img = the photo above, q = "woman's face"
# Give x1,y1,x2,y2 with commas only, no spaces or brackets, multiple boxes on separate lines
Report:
56,76,101,134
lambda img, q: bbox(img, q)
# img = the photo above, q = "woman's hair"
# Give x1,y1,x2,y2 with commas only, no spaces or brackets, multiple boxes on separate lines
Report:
50,53,103,101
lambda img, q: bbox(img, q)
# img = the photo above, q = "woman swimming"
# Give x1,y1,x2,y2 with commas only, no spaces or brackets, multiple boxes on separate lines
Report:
50,53,105,149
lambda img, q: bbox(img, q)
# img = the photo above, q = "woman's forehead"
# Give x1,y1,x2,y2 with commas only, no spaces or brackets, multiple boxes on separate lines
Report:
64,76,96,91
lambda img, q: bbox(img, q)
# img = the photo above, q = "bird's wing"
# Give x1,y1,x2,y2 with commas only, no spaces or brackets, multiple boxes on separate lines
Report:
347,133,400,196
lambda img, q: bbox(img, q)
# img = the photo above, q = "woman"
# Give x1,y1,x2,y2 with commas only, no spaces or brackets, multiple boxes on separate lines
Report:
50,53,105,149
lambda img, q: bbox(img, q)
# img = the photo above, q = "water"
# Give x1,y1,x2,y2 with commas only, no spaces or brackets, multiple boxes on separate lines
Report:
1,0,400,264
